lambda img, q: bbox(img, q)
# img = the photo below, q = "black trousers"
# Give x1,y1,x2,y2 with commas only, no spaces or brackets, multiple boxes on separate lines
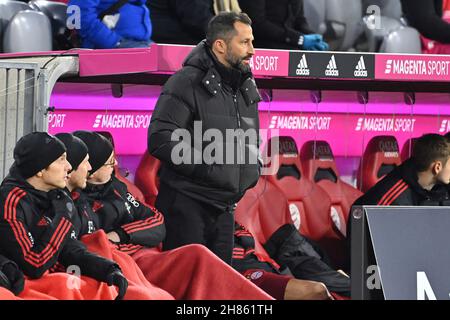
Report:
155,183,235,265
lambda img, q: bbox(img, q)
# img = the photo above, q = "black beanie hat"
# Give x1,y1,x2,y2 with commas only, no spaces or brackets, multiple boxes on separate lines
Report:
55,133,89,171
13,132,67,179
73,131,113,174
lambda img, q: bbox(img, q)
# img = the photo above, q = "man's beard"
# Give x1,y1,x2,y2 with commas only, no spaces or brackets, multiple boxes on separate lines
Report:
225,50,252,73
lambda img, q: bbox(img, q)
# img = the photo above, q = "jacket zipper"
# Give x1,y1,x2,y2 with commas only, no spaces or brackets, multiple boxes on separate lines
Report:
233,93,243,195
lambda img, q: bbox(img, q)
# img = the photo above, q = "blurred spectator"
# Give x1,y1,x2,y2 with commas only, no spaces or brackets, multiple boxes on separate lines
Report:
401,0,450,54
148,0,214,45
238,0,328,50
69,0,152,49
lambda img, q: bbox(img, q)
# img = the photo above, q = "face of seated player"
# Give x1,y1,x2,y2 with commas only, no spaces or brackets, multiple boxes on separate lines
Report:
39,153,72,191
68,154,92,191
88,151,116,185
436,157,450,185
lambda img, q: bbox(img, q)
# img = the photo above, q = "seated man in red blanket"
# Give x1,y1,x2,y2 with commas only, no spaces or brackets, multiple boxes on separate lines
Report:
63,131,271,300
56,133,175,300
0,132,128,300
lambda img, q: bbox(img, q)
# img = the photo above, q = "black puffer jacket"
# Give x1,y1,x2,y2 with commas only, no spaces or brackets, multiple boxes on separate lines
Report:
148,40,262,209
148,0,214,44
0,166,119,280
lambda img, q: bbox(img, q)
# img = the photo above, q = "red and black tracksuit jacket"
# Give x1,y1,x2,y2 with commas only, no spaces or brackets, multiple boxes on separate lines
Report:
352,158,450,208
344,158,450,272
232,223,281,274
0,168,119,279
78,176,165,255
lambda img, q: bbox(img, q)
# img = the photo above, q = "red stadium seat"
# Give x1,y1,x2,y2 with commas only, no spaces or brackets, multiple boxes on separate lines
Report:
263,137,344,267
135,151,161,206
358,135,401,193
96,131,146,203
235,178,290,263
300,140,363,238
236,178,292,245
401,137,418,161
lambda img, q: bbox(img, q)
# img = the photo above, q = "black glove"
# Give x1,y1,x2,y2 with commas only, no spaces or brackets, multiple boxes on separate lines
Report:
48,189,75,219
105,268,128,300
0,260,25,295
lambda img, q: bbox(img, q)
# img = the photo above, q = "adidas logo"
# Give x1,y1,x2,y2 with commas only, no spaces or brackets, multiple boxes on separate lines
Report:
37,217,49,227
325,55,339,77
354,56,368,77
296,54,310,76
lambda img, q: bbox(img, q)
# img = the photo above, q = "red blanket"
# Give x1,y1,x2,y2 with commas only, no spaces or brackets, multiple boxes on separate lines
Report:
80,231,174,300
0,287,19,300
0,231,174,300
0,271,118,300
132,244,273,300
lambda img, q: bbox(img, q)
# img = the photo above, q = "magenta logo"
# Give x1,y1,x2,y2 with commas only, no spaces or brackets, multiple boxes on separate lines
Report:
248,50,290,77
267,115,331,130
355,118,364,131
269,116,277,129
93,115,102,128
249,55,280,72
385,60,393,74
48,113,67,128
439,120,450,133
91,114,151,129
354,117,416,132
377,55,450,80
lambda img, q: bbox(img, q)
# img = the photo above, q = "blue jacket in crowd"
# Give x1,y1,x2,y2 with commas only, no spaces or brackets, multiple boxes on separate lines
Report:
69,0,152,49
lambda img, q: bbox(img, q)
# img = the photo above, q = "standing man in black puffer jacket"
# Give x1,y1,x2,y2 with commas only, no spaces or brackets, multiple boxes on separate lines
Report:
148,12,261,265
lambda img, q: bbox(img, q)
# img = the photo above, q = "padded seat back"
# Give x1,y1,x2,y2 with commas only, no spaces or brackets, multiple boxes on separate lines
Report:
401,137,418,161
235,178,292,258
135,152,161,206
358,135,401,193
301,140,362,238
263,137,349,266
